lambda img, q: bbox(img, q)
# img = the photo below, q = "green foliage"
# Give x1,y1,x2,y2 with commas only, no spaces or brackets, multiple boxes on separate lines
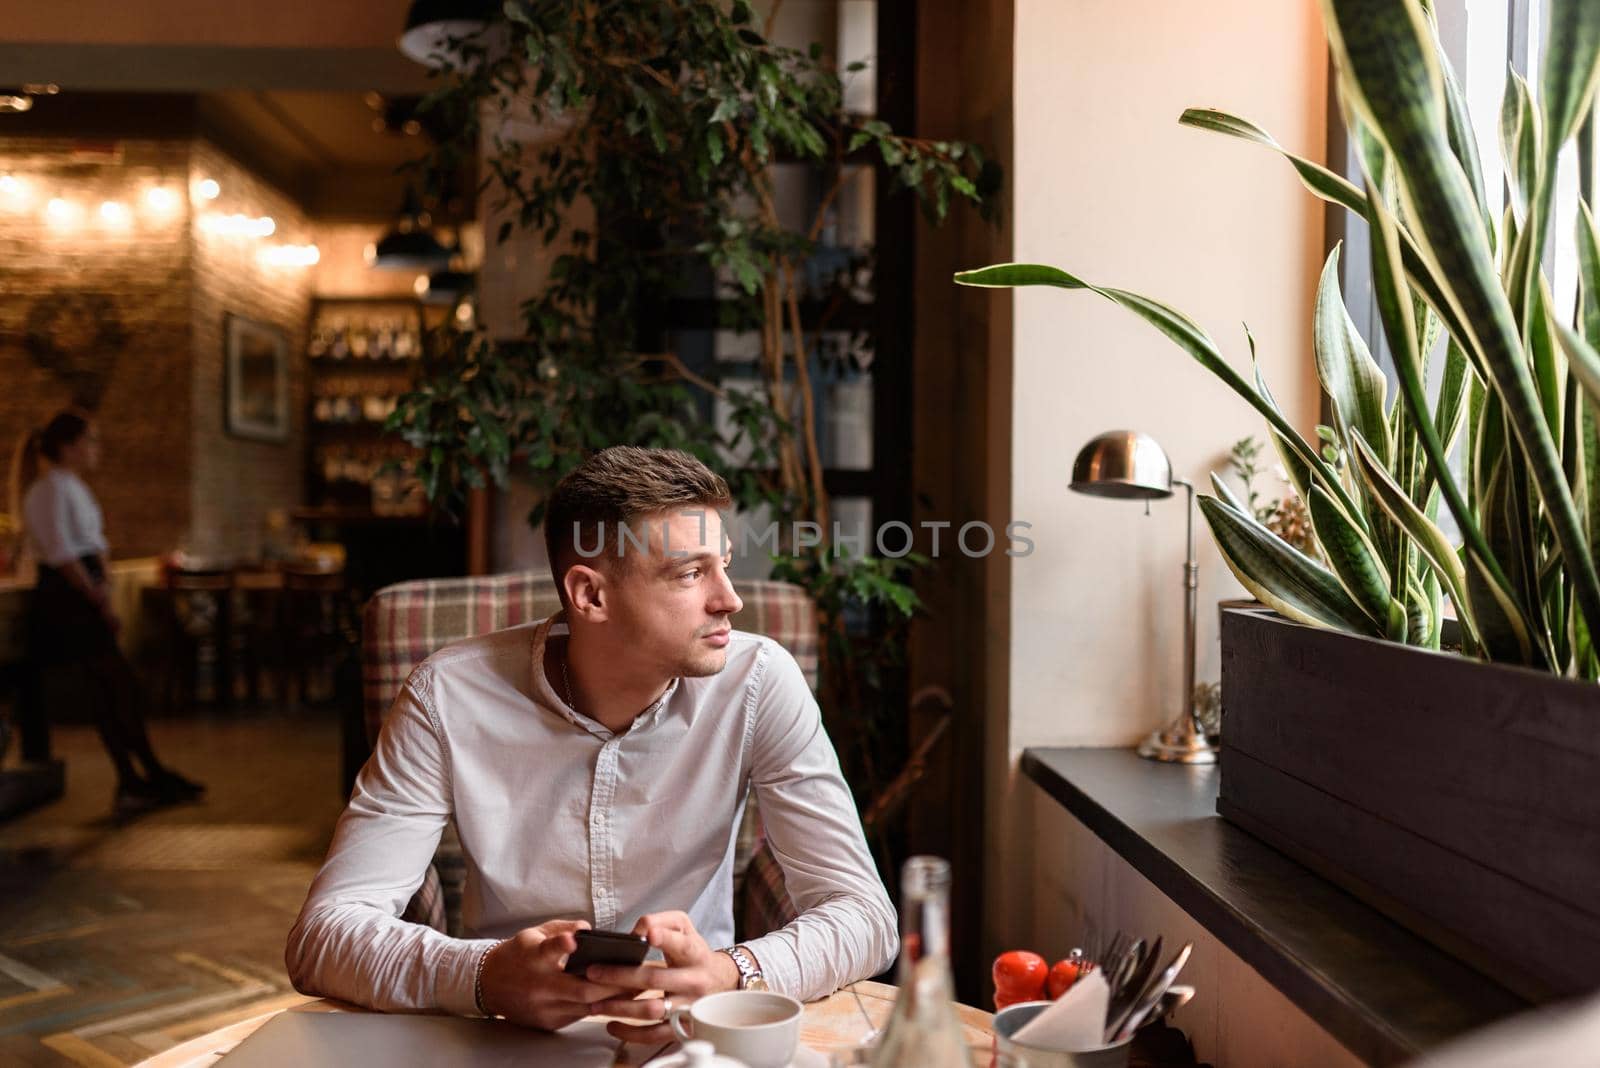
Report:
395,2,995,531
957,0,1600,681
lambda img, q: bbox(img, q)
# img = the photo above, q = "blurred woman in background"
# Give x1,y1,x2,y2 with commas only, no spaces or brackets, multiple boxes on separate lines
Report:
12,409,204,814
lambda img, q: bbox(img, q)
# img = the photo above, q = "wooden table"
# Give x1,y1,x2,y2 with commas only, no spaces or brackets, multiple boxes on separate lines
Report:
135,980,995,1067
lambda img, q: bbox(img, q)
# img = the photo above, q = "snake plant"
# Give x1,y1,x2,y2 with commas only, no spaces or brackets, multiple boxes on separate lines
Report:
957,0,1600,680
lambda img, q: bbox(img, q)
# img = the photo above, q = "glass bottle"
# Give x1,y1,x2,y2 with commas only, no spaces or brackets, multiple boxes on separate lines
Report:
328,318,349,360
870,856,973,1068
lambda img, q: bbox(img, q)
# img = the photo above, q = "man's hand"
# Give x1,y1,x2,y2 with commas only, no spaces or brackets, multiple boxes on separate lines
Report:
477,920,627,1031
585,911,742,1045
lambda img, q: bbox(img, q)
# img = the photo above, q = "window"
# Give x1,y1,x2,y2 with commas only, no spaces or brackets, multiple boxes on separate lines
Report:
1330,0,1590,543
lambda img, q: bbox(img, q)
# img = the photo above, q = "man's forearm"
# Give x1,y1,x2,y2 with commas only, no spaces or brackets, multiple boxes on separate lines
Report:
286,901,497,1016
738,892,898,1003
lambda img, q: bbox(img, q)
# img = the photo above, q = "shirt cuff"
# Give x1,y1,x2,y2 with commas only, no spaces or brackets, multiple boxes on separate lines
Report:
437,937,501,1017
736,933,801,999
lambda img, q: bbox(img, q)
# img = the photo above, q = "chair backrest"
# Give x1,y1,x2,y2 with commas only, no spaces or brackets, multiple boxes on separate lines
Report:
362,572,819,743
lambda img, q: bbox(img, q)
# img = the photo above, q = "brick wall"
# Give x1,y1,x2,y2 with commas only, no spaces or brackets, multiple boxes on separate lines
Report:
0,136,315,563
188,140,311,560
0,137,194,558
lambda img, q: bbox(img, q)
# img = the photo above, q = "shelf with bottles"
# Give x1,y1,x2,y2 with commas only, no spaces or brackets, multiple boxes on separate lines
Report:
307,309,426,364
310,374,411,428
311,442,427,516
312,442,406,486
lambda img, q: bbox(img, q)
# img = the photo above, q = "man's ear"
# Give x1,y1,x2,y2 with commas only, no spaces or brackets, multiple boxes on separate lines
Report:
564,564,610,623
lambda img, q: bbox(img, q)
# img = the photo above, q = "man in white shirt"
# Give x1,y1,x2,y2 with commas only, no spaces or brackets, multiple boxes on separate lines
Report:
286,446,896,1045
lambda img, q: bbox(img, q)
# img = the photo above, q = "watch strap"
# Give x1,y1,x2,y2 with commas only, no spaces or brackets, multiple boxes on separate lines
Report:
724,945,767,990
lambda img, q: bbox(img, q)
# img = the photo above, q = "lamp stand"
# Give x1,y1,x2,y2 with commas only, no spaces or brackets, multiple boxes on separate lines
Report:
1137,479,1219,765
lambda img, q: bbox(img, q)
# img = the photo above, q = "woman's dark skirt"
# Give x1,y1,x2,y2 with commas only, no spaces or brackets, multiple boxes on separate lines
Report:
30,554,118,666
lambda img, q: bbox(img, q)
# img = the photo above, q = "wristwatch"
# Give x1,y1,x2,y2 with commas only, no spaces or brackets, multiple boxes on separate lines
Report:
723,945,769,991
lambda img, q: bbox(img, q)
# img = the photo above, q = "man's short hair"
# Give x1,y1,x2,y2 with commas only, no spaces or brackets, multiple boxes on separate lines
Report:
544,446,733,602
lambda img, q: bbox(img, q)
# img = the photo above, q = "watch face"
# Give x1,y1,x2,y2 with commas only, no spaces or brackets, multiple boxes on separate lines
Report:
746,975,770,991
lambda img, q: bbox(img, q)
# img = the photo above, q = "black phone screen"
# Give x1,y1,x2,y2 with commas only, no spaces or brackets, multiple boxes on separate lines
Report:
563,929,651,976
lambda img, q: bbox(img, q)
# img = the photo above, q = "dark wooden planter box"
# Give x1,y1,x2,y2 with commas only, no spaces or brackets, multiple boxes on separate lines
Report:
1218,605,1600,1000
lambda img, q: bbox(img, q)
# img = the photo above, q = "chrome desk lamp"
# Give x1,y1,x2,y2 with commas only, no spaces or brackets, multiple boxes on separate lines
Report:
1070,430,1219,764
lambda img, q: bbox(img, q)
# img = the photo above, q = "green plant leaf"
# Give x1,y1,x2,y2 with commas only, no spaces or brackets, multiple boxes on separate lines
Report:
1306,483,1405,636
1572,204,1600,569
1556,320,1600,410
1580,203,1600,343
1539,0,1600,157
1360,166,1508,597
1422,568,1445,648
1499,70,1536,223
1271,429,1314,505
1424,7,1493,242
1585,396,1600,615
1314,245,1391,466
953,262,1361,518
1349,430,1477,646
1178,106,1475,367
1197,494,1381,635
1323,0,1600,649
1209,471,1254,517
1527,278,1565,438
1433,337,1471,458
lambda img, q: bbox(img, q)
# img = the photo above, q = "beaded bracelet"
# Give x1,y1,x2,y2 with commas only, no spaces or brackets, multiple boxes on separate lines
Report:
474,938,508,1017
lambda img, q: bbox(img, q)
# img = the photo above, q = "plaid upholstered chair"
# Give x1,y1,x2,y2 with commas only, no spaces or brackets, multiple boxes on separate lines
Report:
359,571,812,941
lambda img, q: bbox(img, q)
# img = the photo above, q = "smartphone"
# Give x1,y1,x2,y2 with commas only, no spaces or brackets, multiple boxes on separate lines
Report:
563,929,651,976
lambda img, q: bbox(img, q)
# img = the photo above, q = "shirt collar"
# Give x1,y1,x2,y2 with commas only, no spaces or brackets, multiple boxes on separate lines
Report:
530,612,681,740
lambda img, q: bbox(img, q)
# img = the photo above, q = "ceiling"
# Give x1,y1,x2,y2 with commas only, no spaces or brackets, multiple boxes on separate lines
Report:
0,1,470,220
197,90,463,220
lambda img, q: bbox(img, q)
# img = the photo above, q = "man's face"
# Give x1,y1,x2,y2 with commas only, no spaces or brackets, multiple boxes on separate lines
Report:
604,508,743,679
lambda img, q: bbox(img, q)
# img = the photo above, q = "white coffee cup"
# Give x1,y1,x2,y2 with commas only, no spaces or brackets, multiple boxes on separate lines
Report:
668,990,803,1068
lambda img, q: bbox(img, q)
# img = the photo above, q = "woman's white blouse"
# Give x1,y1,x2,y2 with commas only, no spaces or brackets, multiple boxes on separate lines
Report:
23,468,110,566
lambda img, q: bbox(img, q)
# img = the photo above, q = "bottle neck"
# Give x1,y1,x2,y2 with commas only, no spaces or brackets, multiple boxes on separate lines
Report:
895,879,953,1001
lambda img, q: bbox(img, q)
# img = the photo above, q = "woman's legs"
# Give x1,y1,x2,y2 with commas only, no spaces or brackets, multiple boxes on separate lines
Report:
30,569,144,789
31,560,202,803
89,646,165,779
87,644,203,799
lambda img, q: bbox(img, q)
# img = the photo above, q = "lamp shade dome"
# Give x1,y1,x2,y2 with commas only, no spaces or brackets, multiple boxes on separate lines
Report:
1069,430,1174,500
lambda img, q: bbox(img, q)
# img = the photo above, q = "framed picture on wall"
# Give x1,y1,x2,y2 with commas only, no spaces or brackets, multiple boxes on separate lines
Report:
224,313,289,443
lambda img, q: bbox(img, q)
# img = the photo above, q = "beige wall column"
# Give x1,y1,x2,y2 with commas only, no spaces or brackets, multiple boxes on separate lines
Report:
991,0,1329,1053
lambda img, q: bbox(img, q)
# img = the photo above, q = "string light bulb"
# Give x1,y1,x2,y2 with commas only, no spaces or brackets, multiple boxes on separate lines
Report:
200,213,276,237
0,174,28,208
145,186,178,213
99,200,131,226
45,197,81,226
260,243,320,267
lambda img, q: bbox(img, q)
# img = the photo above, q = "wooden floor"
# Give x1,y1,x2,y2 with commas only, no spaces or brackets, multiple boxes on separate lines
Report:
0,712,343,1066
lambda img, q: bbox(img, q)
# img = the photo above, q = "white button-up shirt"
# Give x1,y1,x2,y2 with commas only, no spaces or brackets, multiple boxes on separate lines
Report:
23,468,109,566
286,613,897,1016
